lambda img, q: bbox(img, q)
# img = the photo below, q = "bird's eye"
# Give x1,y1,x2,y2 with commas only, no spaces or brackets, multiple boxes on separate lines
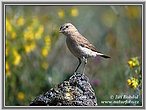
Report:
66,26,69,28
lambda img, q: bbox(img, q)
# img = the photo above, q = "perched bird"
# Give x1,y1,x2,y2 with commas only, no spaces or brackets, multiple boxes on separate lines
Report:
59,23,110,73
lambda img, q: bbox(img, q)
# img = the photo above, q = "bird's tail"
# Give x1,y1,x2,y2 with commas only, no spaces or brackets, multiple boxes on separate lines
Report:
100,54,110,58
96,52,111,58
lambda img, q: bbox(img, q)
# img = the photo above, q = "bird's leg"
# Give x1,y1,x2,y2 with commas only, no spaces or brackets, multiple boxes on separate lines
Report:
82,57,87,74
74,58,82,73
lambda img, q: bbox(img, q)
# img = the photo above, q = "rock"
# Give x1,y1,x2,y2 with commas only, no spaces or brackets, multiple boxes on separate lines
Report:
30,72,97,106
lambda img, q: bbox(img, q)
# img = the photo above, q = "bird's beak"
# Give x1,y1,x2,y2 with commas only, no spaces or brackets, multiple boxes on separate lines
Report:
59,25,64,33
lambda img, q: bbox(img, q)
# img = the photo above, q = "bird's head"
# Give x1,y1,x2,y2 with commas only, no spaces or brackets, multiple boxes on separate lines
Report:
59,23,78,36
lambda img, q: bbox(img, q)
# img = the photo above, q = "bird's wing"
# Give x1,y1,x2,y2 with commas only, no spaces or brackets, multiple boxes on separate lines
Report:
76,35,101,53
75,34,110,58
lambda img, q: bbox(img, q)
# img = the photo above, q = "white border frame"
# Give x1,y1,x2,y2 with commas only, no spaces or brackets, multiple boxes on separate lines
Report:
2,2,145,109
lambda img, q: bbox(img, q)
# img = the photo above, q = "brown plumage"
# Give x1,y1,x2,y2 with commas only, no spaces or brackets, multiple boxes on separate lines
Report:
59,23,110,73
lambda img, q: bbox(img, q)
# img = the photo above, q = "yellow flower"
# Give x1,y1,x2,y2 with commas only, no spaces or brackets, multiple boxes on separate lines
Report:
42,61,49,70
6,62,9,71
24,45,31,53
131,78,139,89
70,7,79,17
128,57,139,68
24,28,34,41
41,47,49,57
58,9,65,19
35,25,44,40
11,31,16,39
127,77,139,89
126,6,140,19
132,57,139,65
24,42,36,54
6,61,11,77
6,18,12,33
16,16,25,26
128,60,133,68
17,92,25,101
127,79,131,86
13,49,21,66
44,36,51,46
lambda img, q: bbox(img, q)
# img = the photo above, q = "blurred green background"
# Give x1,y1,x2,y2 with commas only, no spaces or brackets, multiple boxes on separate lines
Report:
5,5,142,106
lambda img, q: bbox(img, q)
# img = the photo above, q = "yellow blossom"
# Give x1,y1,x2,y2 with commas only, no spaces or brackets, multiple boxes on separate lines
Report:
42,61,49,70
6,62,9,70
29,42,36,51
6,61,11,77
24,29,34,41
128,60,133,68
24,45,31,53
17,92,25,101
127,77,139,89
41,47,49,57
70,8,79,17
128,57,139,68
6,18,12,33
24,42,36,54
11,31,16,39
16,16,25,26
126,6,140,19
13,49,21,66
58,9,65,19
44,36,51,46
131,78,139,89
127,79,131,86
35,25,44,40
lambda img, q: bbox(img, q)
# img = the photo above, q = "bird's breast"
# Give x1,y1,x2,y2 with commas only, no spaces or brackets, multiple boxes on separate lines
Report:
66,37,83,58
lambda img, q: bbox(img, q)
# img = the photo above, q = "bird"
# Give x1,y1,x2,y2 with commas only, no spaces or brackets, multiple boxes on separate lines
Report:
59,23,110,73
